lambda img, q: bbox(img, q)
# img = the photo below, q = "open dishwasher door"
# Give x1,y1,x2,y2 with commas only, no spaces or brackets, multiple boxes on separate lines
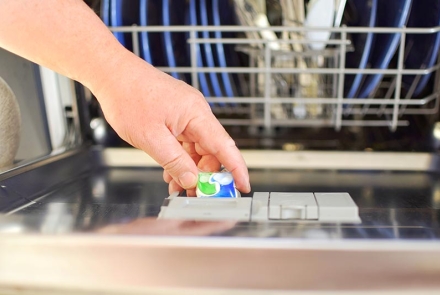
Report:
1,147,440,295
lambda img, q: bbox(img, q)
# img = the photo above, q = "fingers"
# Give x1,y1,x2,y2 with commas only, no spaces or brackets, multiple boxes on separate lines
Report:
163,142,199,182
163,170,172,183
197,154,221,172
161,118,250,195
188,115,250,193
186,188,197,197
182,141,201,164
164,142,220,196
146,127,199,190
179,141,220,173
168,179,183,195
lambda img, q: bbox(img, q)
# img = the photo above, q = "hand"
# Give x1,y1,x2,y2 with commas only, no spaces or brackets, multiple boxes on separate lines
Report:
0,0,250,195
92,51,251,195
96,218,236,236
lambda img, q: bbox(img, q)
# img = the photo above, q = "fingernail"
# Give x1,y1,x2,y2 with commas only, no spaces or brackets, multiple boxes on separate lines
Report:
178,172,197,189
247,183,251,192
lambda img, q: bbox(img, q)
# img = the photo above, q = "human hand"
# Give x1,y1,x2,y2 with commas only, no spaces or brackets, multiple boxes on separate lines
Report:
0,0,249,195
96,218,236,236
90,50,250,195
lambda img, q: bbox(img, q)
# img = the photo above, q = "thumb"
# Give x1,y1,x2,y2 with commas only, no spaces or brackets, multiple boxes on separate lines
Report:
144,127,199,189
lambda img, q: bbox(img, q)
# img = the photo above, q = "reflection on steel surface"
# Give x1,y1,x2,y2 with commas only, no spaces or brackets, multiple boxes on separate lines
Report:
0,168,439,240
97,218,236,236
1,164,440,292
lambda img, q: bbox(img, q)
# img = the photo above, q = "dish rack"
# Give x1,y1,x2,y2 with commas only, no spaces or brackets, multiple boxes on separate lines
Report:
109,24,440,131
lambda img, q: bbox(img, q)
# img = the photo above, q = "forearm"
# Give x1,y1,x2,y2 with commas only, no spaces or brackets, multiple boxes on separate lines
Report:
0,0,251,193
0,0,131,93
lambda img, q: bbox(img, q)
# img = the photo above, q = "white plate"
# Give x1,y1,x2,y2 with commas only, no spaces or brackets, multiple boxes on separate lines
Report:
305,0,335,51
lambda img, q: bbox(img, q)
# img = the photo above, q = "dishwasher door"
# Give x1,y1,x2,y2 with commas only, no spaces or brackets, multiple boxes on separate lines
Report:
1,148,440,294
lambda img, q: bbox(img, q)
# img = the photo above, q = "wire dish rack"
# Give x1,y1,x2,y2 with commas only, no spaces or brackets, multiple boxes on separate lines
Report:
109,25,440,131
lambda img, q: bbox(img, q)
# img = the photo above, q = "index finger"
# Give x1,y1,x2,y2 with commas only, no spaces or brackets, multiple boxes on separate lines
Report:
187,114,250,193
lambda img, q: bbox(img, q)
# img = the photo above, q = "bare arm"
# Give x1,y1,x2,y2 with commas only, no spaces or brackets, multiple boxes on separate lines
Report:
0,0,121,90
0,0,250,194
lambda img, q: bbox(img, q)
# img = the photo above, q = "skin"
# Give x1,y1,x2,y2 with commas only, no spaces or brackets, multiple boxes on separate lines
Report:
0,0,250,195
97,218,236,236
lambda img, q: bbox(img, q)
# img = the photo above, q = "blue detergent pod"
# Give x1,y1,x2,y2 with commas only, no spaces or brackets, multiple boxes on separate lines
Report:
196,171,239,198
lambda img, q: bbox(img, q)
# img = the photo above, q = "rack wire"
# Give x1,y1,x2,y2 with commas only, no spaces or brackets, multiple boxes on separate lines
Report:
110,25,440,131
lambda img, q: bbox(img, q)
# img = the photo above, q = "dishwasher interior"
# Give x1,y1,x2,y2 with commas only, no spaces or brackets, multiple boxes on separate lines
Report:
1,0,440,294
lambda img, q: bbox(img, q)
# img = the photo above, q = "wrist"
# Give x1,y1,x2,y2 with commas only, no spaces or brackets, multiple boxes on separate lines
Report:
75,42,129,95
88,53,160,108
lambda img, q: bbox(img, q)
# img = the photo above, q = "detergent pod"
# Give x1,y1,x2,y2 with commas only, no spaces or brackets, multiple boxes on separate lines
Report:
196,170,240,198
